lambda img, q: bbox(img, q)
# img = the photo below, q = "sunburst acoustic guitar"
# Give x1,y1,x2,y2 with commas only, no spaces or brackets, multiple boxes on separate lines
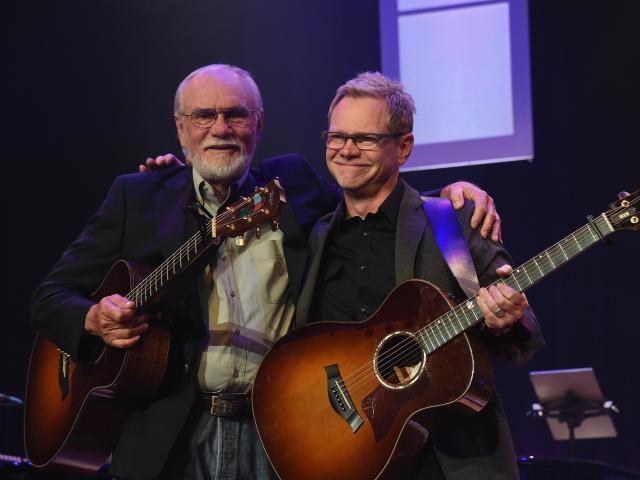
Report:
25,179,285,473
252,190,639,480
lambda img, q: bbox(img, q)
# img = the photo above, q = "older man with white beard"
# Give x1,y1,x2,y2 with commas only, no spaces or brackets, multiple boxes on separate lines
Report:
31,64,502,480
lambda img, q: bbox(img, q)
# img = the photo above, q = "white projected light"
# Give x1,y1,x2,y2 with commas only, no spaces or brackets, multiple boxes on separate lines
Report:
380,0,533,170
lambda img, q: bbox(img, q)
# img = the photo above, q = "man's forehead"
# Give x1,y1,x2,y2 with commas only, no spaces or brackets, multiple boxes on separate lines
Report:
330,96,388,131
183,72,253,109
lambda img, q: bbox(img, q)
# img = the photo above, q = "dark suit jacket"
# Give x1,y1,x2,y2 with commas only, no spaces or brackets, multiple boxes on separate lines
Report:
296,179,545,479
30,154,340,480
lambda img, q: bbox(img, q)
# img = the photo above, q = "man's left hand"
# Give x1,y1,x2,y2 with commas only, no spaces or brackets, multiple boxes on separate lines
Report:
477,264,528,335
440,181,501,241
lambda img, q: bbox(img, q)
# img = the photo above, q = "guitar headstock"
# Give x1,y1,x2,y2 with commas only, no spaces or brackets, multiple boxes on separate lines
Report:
605,190,640,232
213,178,286,240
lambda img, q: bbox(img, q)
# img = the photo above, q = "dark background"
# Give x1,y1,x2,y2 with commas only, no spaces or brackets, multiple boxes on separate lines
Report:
4,0,639,474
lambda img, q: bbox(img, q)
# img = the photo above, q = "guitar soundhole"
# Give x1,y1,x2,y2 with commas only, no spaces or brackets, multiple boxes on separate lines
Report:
374,331,425,390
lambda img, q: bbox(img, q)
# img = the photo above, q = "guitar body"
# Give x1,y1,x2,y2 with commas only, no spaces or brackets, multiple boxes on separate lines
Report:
252,279,493,480
24,260,171,473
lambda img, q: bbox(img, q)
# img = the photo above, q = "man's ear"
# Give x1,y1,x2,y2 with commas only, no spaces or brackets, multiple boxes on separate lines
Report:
174,113,186,148
397,132,414,166
255,110,265,142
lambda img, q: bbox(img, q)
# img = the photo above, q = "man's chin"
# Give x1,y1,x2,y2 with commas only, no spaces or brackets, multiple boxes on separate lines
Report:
192,153,250,184
202,149,240,161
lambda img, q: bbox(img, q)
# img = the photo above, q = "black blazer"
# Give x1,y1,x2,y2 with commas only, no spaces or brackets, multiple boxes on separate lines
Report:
296,179,545,479
30,154,340,480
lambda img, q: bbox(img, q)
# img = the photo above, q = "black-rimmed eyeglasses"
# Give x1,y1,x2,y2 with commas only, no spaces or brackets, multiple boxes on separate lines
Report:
321,131,406,151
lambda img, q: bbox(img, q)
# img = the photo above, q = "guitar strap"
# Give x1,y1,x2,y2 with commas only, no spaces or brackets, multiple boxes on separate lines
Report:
422,197,480,299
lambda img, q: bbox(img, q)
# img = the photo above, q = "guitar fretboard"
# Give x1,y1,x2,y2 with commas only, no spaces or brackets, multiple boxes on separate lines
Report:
128,218,215,308
415,213,613,354
121,180,283,309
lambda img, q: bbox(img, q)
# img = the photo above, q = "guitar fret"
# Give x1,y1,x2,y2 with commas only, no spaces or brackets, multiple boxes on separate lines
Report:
534,256,545,277
434,320,446,345
416,330,429,353
558,240,569,261
456,306,469,328
445,315,456,339
454,307,469,329
571,233,582,253
545,250,556,269
423,329,436,353
511,272,523,291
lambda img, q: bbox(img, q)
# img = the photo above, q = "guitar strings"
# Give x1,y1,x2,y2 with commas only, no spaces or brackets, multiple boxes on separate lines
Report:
256,198,637,440
349,202,638,397
127,188,278,305
339,220,605,397
329,208,632,400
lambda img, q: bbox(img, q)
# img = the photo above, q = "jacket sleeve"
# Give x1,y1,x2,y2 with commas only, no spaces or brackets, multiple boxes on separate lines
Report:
30,176,127,363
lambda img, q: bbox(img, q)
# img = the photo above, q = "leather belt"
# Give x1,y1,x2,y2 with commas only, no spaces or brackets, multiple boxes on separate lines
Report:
199,393,251,419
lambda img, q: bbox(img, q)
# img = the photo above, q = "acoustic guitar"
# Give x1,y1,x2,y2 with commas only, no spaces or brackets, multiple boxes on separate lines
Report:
24,179,285,473
252,190,639,480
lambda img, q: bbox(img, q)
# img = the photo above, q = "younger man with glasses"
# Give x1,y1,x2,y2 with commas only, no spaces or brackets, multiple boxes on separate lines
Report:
295,72,544,479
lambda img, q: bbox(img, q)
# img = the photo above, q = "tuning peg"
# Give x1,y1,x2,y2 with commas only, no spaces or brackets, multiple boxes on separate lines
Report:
271,220,279,232
256,226,262,239
618,191,630,199
235,234,246,246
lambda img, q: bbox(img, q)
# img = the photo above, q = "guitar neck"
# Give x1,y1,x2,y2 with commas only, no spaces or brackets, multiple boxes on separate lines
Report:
127,218,215,309
122,178,286,310
416,213,614,353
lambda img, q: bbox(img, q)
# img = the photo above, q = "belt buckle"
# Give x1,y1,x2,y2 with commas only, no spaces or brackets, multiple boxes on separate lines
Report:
210,394,245,417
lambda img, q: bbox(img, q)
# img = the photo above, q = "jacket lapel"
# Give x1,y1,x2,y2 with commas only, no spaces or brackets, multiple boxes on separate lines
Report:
395,180,428,284
295,206,342,328
156,167,194,260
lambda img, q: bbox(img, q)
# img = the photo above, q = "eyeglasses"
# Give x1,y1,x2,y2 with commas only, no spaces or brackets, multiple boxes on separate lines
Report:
180,107,255,128
321,131,406,151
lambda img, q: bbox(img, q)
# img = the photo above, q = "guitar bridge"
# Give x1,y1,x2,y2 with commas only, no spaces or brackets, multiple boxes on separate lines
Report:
324,364,363,433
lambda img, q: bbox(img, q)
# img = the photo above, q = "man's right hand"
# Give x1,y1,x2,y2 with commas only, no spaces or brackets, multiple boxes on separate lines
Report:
138,153,185,173
84,294,150,349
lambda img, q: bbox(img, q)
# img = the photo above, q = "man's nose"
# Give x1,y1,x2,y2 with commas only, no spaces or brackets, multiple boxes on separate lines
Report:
338,137,360,158
208,114,234,136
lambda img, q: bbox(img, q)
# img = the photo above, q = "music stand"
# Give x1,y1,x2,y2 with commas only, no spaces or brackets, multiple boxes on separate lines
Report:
528,368,618,459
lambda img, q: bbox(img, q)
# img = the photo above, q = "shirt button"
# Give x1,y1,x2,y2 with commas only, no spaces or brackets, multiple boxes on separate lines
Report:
184,363,190,373
363,232,369,237
221,255,227,261
359,265,366,270
360,306,367,313
230,290,236,297
233,368,239,378
234,328,240,335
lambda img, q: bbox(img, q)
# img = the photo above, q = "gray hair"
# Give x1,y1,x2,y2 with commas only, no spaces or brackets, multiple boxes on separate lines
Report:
174,64,264,113
328,71,415,134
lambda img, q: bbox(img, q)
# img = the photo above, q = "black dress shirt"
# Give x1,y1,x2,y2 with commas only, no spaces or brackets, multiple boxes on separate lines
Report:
310,182,404,323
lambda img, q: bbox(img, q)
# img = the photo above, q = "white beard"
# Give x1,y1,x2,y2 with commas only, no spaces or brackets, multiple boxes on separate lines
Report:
187,137,252,185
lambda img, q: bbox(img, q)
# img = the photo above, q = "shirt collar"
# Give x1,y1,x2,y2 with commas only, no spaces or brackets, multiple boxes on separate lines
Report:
192,167,250,212
377,180,404,226
339,180,404,228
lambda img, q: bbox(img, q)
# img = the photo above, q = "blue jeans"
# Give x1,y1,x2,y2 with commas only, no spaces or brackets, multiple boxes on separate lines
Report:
183,412,276,480
158,410,277,480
